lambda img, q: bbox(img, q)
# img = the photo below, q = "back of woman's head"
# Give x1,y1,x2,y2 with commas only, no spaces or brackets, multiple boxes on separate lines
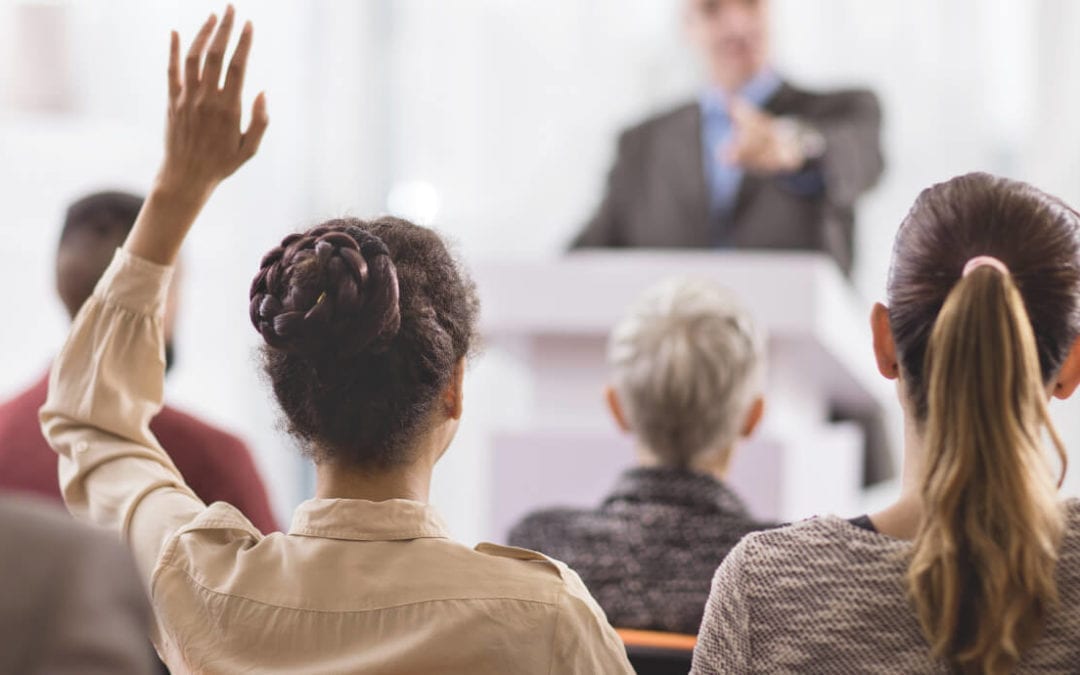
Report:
888,172,1080,673
607,278,765,466
249,217,478,468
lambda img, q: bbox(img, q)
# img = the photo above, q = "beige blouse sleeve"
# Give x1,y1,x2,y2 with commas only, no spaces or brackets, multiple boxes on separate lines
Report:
40,248,209,583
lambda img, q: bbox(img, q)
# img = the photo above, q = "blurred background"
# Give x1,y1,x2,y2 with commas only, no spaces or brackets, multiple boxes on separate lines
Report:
3,0,1080,543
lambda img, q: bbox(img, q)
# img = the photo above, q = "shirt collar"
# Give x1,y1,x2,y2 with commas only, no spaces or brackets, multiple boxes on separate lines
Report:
700,68,783,118
289,498,451,542
603,466,751,516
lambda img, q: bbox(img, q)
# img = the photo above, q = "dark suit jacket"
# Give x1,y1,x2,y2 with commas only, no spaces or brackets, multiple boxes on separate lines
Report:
572,81,884,275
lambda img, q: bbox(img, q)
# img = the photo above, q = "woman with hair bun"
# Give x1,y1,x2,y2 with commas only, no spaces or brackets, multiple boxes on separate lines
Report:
692,172,1080,674
40,8,632,674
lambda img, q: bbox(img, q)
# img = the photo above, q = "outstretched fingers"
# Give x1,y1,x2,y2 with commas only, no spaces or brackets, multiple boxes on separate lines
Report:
184,13,218,90
223,21,253,102
239,92,270,161
168,31,181,103
201,4,235,92
162,7,268,183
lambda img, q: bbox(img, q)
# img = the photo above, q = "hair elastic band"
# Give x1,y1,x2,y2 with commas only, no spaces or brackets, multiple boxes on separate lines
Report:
963,255,1009,277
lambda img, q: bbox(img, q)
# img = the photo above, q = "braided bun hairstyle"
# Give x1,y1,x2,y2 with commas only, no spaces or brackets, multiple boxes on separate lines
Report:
250,224,401,357
252,217,478,467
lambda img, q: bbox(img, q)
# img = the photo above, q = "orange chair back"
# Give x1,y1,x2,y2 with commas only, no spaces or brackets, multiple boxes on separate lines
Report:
617,629,696,675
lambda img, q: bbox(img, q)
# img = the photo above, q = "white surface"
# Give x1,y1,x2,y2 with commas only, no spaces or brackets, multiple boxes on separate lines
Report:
491,423,863,543
5,1,1080,544
475,250,892,418
475,252,882,541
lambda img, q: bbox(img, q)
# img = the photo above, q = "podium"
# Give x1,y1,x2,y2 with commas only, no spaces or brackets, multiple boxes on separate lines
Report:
461,250,895,543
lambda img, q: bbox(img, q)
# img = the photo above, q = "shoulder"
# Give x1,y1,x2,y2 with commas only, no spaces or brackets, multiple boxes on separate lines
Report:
1058,499,1080,554
735,514,853,551
775,81,881,117
475,542,631,670
507,506,619,560
466,541,588,607
1063,497,1080,520
616,101,699,148
509,507,589,539
472,541,601,602
716,515,907,588
474,541,570,578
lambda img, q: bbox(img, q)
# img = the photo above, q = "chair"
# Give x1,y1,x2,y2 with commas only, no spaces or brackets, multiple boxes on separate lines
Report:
617,628,696,675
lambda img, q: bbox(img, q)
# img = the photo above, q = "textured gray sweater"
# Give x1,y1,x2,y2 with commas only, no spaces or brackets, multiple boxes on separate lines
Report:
691,500,1080,674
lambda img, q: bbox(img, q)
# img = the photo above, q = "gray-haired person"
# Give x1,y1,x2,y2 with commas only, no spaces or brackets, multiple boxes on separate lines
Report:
509,278,778,635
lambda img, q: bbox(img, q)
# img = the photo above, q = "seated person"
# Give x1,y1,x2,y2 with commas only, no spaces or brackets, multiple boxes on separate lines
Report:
510,277,778,635
0,494,154,674
0,190,278,534
40,9,632,674
692,173,1080,673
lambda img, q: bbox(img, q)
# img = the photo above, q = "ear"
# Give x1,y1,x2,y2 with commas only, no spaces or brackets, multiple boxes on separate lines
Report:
604,385,632,433
442,358,466,420
740,396,765,438
871,302,900,381
1053,336,1080,400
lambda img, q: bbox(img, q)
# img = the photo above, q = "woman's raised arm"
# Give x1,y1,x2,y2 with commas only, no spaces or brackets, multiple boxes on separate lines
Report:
40,6,268,584
126,4,268,266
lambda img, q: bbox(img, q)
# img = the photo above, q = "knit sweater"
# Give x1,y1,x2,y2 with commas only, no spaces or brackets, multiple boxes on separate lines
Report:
692,499,1080,674
509,467,776,634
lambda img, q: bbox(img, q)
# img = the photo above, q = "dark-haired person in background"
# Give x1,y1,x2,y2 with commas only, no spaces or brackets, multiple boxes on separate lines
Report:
0,190,278,535
573,0,883,276
693,173,1080,673
510,278,777,635
41,9,632,673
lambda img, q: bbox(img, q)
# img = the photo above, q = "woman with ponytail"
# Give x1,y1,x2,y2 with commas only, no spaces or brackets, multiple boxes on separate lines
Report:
692,172,1080,674
39,8,631,674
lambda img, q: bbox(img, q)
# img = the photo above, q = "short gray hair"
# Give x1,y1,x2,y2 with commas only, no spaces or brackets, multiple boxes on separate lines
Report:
608,278,765,465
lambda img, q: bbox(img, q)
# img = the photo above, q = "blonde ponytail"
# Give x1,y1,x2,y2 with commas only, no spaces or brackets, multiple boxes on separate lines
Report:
908,265,1067,674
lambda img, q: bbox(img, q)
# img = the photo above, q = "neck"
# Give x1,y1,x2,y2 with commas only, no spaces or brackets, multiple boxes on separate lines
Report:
636,444,732,481
711,75,747,97
870,412,925,540
709,65,766,97
315,457,434,503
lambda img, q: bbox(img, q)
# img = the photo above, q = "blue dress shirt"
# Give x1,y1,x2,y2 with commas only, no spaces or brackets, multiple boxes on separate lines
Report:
700,70,783,216
700,70,825,230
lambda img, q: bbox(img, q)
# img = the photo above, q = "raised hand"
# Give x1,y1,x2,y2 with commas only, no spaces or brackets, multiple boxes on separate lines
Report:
125,6,269,266
160,5,268,194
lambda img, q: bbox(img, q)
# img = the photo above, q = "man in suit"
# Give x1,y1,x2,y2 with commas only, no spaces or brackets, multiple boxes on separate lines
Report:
573,0,884,276
0,494,155,674
0,191,280,534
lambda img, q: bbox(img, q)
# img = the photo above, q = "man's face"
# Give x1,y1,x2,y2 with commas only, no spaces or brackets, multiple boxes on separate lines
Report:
685,0,770,91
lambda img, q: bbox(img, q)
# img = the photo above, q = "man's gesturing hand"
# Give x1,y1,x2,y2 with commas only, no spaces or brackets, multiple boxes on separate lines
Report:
723,98,807,175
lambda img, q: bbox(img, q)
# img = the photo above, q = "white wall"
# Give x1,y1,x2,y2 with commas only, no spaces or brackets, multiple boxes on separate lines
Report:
3,0,1080,539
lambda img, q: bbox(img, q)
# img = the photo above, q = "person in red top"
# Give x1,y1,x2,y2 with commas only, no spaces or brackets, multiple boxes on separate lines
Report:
0,191,279,534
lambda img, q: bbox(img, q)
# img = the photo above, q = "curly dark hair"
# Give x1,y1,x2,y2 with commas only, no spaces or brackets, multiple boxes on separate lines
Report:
250,216,479,467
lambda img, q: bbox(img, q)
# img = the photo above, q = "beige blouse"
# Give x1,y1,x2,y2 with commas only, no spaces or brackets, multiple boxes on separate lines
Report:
41,249,633,675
